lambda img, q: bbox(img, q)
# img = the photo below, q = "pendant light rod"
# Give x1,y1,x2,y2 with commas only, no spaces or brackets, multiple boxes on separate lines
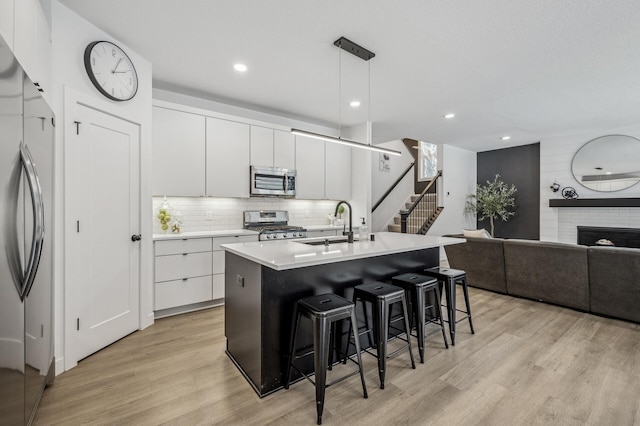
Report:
291,129,401,156
290,37,399,157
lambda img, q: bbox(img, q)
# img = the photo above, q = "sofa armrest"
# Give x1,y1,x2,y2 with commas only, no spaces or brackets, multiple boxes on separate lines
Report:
444,237,507,293
589,246,640,322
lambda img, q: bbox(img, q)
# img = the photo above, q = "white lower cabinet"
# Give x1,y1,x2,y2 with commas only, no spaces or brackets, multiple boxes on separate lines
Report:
154,234,257,314
154,237,213,312
155,276,212,311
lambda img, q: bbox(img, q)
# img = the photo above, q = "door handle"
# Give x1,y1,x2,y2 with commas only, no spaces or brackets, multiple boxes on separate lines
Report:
131,234,142,242
20,142,45,300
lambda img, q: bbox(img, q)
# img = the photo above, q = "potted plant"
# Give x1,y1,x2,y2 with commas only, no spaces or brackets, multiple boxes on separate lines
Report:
466,174,517,237
335,205,345,226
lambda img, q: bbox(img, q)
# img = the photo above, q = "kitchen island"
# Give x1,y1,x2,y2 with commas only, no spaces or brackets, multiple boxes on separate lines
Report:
222,232,463,396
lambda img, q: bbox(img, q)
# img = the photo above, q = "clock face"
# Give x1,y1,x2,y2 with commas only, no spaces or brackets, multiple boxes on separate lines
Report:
84,41,138,101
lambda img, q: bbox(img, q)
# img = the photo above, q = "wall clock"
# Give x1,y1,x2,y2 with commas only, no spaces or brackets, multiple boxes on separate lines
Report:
84,41,138,101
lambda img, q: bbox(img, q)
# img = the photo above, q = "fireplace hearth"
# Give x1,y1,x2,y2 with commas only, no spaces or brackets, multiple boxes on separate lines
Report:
577,226,640,248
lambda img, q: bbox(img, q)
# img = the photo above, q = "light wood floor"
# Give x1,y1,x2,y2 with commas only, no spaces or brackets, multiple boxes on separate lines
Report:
35,288,640,425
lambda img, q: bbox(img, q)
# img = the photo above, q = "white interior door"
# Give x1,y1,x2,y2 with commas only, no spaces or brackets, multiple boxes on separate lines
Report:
65,100,140,367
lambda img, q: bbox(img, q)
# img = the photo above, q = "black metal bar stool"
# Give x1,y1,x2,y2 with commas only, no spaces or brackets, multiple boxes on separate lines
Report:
345,281,416,389
284,293,368,425
391,273,448,363
423,266,475,345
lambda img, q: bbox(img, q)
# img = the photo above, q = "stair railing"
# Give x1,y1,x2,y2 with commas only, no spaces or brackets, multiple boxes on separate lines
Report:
372,162,415,213
400,170,442,234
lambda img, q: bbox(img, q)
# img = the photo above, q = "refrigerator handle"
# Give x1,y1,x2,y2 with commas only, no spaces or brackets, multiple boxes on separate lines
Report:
19,142,45,300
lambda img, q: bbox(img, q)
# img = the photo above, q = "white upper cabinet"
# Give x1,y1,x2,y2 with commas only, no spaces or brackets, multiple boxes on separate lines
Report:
295,135,325,199
14,0,51,99
250,125,274,167
250,127,295,170
325,142,352,200
152,107,206,196
0,0,14,49
206,117,250,198
274,130,295,170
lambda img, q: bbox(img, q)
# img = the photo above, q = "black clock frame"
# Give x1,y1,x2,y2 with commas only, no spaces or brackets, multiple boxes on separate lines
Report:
83,40,138,102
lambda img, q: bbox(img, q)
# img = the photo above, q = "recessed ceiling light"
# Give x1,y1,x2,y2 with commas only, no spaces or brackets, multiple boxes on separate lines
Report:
444,113,455,119
233,63,248,72
350,100,361,107
501,136,511,141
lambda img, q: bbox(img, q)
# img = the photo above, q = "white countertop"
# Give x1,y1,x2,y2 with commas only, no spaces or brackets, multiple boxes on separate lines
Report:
153,229,258,241
221,232,465,271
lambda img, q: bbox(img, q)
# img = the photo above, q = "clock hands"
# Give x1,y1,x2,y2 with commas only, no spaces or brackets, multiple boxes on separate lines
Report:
111,57,123,74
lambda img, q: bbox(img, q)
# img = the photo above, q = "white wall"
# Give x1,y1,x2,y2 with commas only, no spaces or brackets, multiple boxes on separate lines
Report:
51,1,153,373
371,142,476,235
343,122,371,228
428,144,477,236
370,139,413,232
539,125,640,242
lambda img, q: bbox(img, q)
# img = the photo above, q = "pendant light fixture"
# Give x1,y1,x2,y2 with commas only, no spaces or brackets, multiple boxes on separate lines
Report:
291,37,401,157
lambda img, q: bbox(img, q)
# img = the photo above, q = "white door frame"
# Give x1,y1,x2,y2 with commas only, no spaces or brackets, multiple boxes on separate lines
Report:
62,87,153,372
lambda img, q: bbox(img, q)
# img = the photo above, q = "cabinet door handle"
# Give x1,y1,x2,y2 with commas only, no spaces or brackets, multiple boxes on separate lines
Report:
182,253,188,256
182,278,188,281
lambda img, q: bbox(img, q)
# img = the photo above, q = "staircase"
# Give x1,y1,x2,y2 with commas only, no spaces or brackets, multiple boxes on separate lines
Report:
387,171,444,235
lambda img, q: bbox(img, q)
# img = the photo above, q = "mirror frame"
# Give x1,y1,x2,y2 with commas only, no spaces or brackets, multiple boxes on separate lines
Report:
571,134,640,192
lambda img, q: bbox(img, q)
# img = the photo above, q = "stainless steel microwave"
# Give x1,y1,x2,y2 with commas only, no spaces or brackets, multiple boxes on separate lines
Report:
250,166,296,197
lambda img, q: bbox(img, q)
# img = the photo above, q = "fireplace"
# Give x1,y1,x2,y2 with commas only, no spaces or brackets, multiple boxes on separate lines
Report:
577,226,640,248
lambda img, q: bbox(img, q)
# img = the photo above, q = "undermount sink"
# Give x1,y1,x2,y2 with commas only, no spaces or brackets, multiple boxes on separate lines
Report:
298,237,357,246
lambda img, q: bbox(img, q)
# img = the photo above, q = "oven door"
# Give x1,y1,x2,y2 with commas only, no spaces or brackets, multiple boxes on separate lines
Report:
250,166,296,197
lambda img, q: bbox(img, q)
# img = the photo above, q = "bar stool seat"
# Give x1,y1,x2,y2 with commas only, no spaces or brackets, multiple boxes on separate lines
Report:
346,281,415,389
284,293,367,425
423,266,475,345
392,273,448,363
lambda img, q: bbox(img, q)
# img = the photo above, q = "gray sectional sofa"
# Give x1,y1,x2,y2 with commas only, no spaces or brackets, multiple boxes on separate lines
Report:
444,236,640,323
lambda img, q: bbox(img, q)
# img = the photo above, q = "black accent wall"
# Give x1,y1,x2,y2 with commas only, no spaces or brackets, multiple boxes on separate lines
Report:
477,143,540,239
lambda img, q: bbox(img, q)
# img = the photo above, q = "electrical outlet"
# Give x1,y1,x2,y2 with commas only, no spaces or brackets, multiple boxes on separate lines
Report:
236,275,244,287
206,211,214,220
305,210,310,218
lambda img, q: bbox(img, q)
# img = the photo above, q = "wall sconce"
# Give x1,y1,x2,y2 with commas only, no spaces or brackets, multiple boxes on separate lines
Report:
550,181,560,192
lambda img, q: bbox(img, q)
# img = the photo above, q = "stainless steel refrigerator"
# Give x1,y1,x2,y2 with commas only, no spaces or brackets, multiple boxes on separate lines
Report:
0,35,54,425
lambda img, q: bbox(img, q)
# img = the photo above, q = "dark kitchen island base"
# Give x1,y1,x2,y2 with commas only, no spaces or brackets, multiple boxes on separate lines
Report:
224,247,439,397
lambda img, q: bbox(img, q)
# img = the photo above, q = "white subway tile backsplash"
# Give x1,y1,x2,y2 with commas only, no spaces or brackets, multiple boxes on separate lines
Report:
152,196,340,234
556,208,640,244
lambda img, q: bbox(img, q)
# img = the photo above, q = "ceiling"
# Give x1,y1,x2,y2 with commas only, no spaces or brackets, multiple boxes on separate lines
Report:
59,0,640,152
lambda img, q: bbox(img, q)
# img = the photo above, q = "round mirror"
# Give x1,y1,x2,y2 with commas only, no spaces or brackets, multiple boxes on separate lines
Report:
571,135,640,192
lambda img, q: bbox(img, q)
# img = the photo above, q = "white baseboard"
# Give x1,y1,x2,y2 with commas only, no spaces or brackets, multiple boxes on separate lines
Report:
55,356,65,376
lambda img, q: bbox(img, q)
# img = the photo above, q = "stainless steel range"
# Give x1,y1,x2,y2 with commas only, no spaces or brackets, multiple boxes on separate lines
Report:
244,210,307,241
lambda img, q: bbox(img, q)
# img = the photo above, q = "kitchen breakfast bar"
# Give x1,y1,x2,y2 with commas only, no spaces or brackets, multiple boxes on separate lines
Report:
222,232,463,397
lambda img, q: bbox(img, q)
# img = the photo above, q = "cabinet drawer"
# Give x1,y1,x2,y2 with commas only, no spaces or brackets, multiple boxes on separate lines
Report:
155,275,213,310
155,238,212,256
155,252,212,282
212,235,256,250
213,250,225,274
212,274,225,300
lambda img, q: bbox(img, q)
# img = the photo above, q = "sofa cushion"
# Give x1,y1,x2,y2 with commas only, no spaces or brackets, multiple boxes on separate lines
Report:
503,239,589,310
462,229,491,238
444,236,507,294
588,246,640,323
